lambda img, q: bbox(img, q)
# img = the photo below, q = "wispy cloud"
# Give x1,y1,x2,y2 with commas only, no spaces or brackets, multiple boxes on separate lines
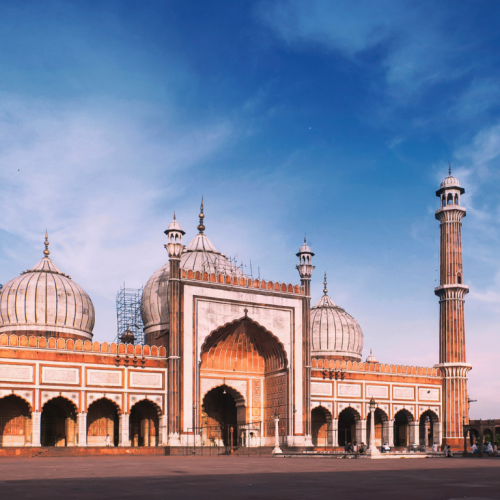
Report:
0,94,234,336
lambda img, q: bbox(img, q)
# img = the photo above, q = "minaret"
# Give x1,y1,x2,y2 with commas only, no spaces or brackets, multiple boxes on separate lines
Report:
296,237,315,446
165,212,185,446
434,168,471,448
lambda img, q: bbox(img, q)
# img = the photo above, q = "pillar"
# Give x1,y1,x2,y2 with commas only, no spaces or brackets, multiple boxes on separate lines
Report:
119,413,130,447
165,212,185,446
409,421,419,447
331,418,338,447
357,419,367,446
77,413,87,447
31,411,41,447
159,415,168,446
387,420,394,447
296,238,315,445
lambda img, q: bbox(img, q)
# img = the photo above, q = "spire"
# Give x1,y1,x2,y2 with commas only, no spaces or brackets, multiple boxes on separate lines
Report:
449,163,452,176
173,211,176,220
197,197,205,234
43,230,50,257
323,272,328,295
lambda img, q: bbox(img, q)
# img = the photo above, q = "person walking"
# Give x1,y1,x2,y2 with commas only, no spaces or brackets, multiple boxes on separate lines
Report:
106,434,111,447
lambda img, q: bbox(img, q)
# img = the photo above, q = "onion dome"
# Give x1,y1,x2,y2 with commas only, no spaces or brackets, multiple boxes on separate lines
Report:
310,272,363,361
141,204,246,341
0,232,95,340
366,349,378,363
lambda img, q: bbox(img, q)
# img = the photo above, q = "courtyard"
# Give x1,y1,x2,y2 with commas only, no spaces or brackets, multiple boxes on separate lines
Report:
0,456,499,500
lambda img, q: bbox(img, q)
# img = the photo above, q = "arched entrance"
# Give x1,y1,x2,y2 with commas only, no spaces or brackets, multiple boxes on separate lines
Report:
419,410,439,448
311,406,332,446
129,400,159,447
0,395,31,447
394,409,413,447
87,398,119,446
41,397,77,447
367,408,387,447
338,407,359,446
200,316,288,444
202,385,243,447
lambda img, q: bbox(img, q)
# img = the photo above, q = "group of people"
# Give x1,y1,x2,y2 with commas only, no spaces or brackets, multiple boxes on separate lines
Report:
470,441,498,456
343,442,392,454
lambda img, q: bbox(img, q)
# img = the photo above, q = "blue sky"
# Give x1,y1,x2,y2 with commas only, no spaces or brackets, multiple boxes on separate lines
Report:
0,0,499,417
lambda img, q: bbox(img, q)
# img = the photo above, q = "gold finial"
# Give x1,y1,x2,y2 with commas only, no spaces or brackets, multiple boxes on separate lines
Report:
43,230,50,257
173,211,176,220
323,272,328,295
197,197,205,234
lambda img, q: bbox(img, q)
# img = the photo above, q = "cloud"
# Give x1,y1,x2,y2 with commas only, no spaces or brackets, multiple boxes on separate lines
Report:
0,94,234,338
257,0,464,100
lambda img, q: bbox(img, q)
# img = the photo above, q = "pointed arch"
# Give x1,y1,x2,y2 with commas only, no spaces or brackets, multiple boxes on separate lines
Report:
0,394,32,447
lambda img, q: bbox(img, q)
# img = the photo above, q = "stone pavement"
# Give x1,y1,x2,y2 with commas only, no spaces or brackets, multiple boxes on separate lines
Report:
0,456,499,499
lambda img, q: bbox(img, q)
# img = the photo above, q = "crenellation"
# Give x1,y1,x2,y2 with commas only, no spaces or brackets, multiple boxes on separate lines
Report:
0,333,166,357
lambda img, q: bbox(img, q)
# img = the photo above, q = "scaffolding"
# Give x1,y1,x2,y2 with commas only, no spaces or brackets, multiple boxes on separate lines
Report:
116,283,145,345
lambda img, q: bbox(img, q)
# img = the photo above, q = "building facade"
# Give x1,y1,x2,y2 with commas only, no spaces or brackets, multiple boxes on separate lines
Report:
0,173,471,449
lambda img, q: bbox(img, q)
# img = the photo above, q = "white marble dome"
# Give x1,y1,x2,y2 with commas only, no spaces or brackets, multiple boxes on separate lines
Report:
310,274,363,361
440,175,461,189
0,235,95,340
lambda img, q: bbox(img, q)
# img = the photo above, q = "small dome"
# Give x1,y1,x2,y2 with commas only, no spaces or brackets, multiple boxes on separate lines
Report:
297,237,314,256
165,212,185,234
440,175,461,189
366,349,378,363
310,273,363,361
0,234,95,340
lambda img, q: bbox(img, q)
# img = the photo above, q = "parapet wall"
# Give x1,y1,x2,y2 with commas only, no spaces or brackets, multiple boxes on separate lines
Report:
180,269,304,295
312,357,441,377
0,333,166,357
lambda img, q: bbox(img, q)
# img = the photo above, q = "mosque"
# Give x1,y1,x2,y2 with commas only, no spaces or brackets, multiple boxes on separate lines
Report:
0,172,470,451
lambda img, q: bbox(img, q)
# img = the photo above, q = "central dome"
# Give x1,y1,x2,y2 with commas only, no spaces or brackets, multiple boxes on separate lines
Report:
0,233,95,340
141,206,246,345
310,273,363,361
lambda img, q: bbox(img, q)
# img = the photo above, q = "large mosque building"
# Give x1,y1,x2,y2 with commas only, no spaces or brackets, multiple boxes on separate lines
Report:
0,172,470,451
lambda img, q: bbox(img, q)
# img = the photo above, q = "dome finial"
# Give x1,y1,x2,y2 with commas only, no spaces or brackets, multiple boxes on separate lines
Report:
323,272,328,295
197,197,205,234
173,211,176,220
449,162,452,176
43,230,50,257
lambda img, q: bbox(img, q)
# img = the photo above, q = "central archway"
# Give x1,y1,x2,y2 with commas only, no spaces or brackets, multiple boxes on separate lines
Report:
200,316,288,443
41,397,77,447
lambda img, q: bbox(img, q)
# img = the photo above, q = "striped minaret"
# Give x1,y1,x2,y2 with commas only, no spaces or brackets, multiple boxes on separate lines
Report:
434,168,471,448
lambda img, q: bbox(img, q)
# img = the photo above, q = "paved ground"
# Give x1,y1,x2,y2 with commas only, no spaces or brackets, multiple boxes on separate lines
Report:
0,456,499,499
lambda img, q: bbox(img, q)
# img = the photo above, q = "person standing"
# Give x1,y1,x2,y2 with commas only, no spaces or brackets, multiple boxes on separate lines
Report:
106,434,111,447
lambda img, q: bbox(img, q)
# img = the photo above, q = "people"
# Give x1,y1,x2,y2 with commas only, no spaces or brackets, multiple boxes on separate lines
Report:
381,442,391,453
494,443,498,457
352,441,358,453
444,444,453,457
106,434,110,447
359,442,367,454
485,441,493,456
344,442,352,453
471,442,479,454
432,442,438,452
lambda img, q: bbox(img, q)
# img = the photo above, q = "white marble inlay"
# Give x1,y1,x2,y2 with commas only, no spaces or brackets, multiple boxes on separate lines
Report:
0,365,33,382
338,383,361,397
311,382,332,396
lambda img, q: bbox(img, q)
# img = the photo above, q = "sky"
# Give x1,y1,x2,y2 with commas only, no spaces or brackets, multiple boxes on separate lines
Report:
0,0,499,418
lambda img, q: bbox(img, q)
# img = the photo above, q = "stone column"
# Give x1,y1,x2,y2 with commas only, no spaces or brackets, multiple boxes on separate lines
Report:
357,419,367,446
31,411,41,447
331,418,338,447
159,415,168,446
386,420,395,447
77,413,87,447
119,413,130,447
410,421,419,447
